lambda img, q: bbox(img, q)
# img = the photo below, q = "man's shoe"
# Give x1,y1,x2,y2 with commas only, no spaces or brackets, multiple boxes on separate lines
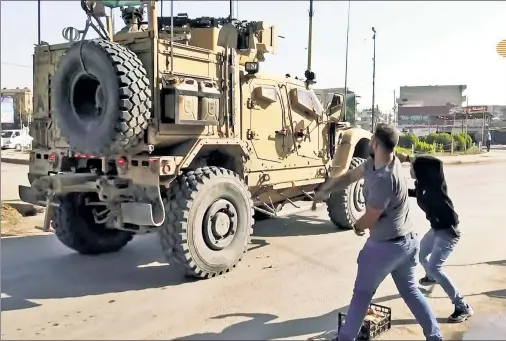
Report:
448,304,475,323
419,276,437,286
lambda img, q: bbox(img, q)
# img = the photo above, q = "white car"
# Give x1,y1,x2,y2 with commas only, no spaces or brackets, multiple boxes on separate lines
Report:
1,130,33,150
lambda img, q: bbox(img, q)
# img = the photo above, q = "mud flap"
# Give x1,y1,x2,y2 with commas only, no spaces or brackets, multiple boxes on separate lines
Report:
120,188,165,227
18,185,47,207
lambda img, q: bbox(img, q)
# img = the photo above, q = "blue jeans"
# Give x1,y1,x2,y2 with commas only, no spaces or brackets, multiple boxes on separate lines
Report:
419,229,466,309
337,233,442,341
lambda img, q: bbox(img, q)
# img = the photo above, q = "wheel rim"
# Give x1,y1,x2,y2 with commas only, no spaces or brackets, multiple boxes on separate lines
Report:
351,179,366,213
203,199,238,250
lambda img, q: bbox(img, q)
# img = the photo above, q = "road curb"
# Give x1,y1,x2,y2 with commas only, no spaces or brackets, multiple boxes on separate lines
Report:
442,158,506,166
1,157,30,165
402,157,506,167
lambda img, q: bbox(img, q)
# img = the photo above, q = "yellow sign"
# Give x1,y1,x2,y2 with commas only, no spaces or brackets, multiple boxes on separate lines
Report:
497,40,506,58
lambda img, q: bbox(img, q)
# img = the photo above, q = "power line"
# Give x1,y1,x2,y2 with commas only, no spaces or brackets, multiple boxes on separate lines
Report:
1,62,31,68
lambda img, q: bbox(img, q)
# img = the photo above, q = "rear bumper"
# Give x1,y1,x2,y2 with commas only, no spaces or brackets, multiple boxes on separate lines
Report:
19,173,99,206
18,185,47,207
19,173,166,227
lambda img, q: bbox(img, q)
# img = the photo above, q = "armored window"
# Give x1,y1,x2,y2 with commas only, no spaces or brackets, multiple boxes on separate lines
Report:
310,91,324,114
253,86,278,103
293,89,323,115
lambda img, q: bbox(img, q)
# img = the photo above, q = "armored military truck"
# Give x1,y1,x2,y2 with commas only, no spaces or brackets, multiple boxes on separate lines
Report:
20,0,372,279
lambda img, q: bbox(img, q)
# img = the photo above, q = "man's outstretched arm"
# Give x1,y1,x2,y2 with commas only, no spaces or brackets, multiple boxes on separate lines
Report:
314,161,367,201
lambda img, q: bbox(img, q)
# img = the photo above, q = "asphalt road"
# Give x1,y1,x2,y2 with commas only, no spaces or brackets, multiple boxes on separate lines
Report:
1,163,506,340
1,162,29,202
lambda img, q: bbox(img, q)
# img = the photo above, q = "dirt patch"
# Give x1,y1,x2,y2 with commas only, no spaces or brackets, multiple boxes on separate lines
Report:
1,203,22,226
5,202,44,217
1,203,46,237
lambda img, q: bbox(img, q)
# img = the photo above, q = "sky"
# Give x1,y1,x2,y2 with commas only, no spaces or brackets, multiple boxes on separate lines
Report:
1,0,505,113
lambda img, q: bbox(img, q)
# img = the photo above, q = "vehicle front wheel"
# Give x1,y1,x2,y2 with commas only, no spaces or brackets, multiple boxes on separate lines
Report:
51,193,134,254
160,166,254,279
326,157,367,230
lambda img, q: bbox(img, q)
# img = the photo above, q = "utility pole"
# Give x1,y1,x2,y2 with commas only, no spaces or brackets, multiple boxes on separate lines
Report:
343,0,351,122
371,27,376,132
393,89,396,126
37,0,41,44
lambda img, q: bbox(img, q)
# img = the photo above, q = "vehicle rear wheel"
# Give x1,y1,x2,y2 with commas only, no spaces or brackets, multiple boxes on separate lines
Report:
51,193,134,254
326,157,367,230
159,166,254,279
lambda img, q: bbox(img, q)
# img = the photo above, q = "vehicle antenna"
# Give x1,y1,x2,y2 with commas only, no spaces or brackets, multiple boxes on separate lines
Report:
304,0,316,89
307,0,314,72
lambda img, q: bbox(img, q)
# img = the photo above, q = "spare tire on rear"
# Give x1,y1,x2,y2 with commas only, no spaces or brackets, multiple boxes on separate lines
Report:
52,39,152,155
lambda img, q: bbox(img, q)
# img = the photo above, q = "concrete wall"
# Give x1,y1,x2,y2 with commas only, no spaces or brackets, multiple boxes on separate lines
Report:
398,85,466,107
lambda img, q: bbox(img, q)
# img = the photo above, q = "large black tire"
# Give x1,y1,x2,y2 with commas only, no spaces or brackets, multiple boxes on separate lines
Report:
52,39,151,155
326,157,367,230
52,193,134,254
160,166,254,279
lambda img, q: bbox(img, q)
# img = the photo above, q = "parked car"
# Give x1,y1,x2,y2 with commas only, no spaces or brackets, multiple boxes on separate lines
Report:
1,130,33,150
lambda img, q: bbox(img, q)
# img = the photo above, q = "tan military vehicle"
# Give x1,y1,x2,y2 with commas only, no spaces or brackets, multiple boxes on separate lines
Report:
21,0,372,279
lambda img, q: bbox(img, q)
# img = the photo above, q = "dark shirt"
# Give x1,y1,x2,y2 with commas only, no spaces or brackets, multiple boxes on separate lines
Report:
408,155,460,238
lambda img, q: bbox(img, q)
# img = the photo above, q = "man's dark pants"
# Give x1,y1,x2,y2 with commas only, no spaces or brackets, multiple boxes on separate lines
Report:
486,140,491,152
337,232,442,341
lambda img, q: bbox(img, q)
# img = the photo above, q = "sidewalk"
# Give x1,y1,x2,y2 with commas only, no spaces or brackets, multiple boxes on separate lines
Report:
437,149,506,165
1,151,31,165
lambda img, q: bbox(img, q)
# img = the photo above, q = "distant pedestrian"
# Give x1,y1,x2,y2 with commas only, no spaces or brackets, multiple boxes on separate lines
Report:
314,123,442,341
486,130,492,152
409,155,474,323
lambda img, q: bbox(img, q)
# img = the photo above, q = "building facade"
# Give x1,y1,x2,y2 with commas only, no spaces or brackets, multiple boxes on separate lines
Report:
396,85,467,130
1,87,33,130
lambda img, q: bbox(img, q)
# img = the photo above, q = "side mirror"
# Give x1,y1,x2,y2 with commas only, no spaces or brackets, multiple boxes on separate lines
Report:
327,93,344,116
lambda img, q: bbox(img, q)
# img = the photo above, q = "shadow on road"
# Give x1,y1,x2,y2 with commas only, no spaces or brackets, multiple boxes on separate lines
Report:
253,214,345,238
1,234,195,312
174,294,403,340
175,281,504,341
446,259,506,268
1,212,343,313
1,230,271,312
421,287,506,301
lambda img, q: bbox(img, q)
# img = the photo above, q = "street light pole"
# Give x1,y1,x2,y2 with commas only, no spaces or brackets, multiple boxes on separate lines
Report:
343,0,351,122
371,27,376,132
37,0,41,44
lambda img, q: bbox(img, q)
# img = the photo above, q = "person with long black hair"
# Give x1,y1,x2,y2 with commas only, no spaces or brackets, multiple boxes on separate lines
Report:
408,155,474,323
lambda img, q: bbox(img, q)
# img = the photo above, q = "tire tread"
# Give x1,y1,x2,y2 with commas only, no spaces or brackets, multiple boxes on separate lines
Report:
159,166,254,279
326,157,367,230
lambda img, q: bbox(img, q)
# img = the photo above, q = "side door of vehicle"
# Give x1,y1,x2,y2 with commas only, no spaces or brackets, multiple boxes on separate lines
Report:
245,78,289,165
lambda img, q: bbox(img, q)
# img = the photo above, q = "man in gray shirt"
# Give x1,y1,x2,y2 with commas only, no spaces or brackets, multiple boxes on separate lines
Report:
314,123,442,341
